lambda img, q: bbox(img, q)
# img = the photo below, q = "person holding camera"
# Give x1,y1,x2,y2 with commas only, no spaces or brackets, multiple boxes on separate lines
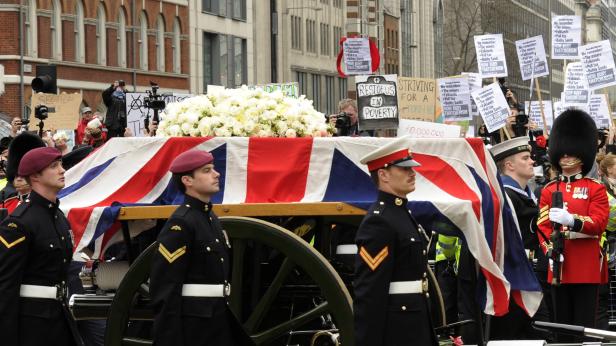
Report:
328,99,371,136
102,80,128,138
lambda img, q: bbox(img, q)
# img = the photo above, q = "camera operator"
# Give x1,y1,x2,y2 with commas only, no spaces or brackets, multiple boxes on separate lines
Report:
102,80,128,138
327,99,371,136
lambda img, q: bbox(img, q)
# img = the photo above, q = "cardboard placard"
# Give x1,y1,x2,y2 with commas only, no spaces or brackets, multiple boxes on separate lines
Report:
126,93,193,137
397,77,437,122
563,62,589,104
356,74,399,130
437,76,472,121
397,119,461,138
474,34,508,78
471,82,510,133
29,93,82,131
551,15,582,59
588,94,611,129
343,38,372,75
524,101,553,130
515,35,549,81
580,40,616,90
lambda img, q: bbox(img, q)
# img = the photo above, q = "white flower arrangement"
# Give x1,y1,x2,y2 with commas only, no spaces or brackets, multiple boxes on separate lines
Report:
157,86,334,138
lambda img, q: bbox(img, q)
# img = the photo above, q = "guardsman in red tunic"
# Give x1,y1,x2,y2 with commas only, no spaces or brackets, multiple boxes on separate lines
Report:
537,109,609,342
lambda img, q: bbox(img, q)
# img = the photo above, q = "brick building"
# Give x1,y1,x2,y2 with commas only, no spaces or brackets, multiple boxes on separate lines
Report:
0,0,189,121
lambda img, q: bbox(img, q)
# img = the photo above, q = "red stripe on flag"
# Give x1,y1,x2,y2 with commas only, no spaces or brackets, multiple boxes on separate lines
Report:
511,290,529,316
245,137,313,202
67,207,95,251
481,268,510,316
413,153,481,220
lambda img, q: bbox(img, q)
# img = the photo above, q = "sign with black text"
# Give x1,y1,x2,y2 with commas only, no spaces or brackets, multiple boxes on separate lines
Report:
437,76,471,121
462,72,482,116
515,35,549,81
524,101,553,130
551,16,581,59
474,34,508,78
471,82,510,133
580,40,616,90
356,75,399,130
126,93,193,137
588,94,611,129
563,62,589,104
343,38,372,75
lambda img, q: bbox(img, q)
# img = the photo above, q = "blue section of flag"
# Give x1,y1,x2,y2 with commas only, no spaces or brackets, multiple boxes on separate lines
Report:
59,157,115,199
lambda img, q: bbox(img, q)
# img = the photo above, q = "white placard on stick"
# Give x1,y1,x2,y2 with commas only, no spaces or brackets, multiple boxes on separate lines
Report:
471,82,511,133
525,101,553,130
563,62,589,104
397,119,461,138
462,72,482,116
474,34,508,78
437,76,472,121
551,16,582,59
580,40,616,90
515,35,549,81
588,94,611,129
126,93,193,137
343,38,372,75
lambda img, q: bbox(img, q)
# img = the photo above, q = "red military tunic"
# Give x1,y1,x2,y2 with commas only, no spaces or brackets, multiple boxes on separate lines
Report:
537,176,609,284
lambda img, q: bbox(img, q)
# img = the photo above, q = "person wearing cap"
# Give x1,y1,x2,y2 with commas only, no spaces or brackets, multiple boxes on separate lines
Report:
0,147,82,345
354,138,437,346
150,149,252,346
76,107,107,147
537,109,609,342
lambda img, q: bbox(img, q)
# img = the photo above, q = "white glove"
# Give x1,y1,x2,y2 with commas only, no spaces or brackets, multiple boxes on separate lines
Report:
549,208,574,227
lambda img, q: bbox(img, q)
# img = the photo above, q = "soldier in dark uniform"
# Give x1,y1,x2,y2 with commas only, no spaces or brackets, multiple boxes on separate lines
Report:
0,147,82,346
537,109,609,342
150,149,252,346
354,138,438,346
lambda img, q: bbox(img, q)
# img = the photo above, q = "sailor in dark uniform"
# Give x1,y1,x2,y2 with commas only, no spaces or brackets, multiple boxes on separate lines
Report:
354,138,438,346
150,149,252,346
0,147,82,346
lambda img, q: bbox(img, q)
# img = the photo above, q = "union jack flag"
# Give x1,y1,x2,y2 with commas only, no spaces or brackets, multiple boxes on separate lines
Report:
59,136,542,316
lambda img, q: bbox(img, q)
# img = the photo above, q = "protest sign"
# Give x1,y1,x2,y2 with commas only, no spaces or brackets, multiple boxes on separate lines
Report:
462,72,481,116
471,82,510,133
397,119,461,138
551,16,582,59
474,34,508,78
29,93,82,131
525,101,553,130
343,38,372,75
126,93,193,136
580,40,616,90
356,75,399,130
563,62,589,104
397,77,437,121
248,82,299,98
437,76,471,121
515,35,549,80
588,94,611,129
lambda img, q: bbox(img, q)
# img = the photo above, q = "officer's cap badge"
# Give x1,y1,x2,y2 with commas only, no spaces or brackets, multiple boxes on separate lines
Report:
170,225,182,231
7,223,18,228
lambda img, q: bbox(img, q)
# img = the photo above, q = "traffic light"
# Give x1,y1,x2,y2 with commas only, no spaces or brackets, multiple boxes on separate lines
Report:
31,64,57,94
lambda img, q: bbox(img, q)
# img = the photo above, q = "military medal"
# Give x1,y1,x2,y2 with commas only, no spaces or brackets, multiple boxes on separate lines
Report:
572,187,579,199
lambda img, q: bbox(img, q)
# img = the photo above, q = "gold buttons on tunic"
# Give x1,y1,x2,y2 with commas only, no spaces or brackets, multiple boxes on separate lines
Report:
395,198,403,206
220,258,224,262
401,305,407,311
206,246,211,252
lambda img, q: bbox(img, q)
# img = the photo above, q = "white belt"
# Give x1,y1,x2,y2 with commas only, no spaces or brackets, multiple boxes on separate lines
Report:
181,284,230,298
565,231,598,240
336,244,358,255
20,284,61,300
388,280,428,295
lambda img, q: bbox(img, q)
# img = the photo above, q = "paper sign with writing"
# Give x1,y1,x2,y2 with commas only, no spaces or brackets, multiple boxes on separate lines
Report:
248,82,299,98
580,40,616,90
343,38,372,75
588,94,611,129
563,62,589,104
524,101,553,130
356,75,399,130
515,35,549,80
471,82,510,133
437,76,472,121
552,16,582,59
29,93,82,131
397,77,436,121
462,72,481,116
126,93,193,137
474,34,508,78
397,119,461,138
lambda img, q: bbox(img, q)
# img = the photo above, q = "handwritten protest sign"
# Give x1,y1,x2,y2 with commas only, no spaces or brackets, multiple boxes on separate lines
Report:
356,75,399,130
126,93,193,136
397,119,461,138
471,83,510,133
552,16,581,59
474,34,508,78
525,101,553,130
563,62,589,104
397,77,437,121
248,82,299,98
29,93,82,131
343,38,372,75
515,35,549,80
580,40,616,90
437,76,471,121
588,94,611,129
462,72,481,116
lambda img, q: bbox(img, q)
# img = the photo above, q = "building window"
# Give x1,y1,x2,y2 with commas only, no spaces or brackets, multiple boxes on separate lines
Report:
203,32,247,88
234,37,247,87
291,16,302,50
25,0,37,57
220,35,228,86
312,74,321,111
97,4,107,65
140,11,149,70
334,0,342,8
338,77,347,100
75,0,85,62
233,0,246,20
320,23,330,56
296,71,308,96
325,76,335,114
306,20,316,53
321,0,328,4
156,15,166,72
51,0,62,60
203,33,217,88
173,17,181,73
118,8,127,67
333,26,342,56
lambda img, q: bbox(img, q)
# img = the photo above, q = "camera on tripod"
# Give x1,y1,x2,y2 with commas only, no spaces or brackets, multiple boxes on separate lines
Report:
34,104,52,120
144,84,167,112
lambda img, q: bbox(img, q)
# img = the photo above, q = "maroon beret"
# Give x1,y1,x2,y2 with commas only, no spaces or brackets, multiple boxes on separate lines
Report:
18,147,62,176
170,149,214,173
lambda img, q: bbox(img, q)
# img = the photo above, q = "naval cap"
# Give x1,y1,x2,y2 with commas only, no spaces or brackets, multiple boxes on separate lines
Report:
18,147,62,176
170,149,214,174
360,137,421,172
489,136,531,162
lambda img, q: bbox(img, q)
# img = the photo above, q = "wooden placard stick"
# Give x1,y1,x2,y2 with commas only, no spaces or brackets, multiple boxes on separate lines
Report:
534,77,549,136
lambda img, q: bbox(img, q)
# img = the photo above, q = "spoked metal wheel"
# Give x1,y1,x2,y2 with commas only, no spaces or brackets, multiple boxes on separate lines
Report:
104,216,354,346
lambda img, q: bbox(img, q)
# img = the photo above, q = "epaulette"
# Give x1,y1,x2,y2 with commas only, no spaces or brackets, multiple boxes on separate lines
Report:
584,177,604,185
174,204,190,217
10,202,30,217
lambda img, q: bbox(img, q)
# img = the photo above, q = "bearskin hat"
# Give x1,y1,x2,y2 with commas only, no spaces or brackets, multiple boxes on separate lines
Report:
6,132,45,182
548,109,597,176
